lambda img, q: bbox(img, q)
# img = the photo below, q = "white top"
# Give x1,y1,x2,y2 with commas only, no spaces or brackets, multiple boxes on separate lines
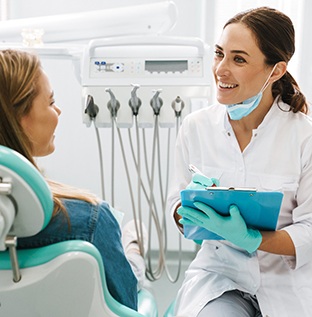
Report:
167,99,312,317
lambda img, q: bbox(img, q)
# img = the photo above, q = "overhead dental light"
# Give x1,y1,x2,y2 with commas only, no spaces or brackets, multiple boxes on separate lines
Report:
0,1,177,44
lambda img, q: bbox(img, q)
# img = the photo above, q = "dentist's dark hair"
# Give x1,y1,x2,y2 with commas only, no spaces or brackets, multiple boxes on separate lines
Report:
224,6,308,114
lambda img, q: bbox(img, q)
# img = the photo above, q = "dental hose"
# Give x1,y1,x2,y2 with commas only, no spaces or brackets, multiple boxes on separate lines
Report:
94,126,106,200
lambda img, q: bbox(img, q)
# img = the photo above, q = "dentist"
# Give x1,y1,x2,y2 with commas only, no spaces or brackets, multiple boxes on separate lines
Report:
167,6,312,317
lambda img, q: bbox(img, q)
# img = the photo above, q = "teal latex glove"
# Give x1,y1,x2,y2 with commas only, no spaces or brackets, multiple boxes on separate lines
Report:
187,173,220,190
185,173,219,245
178,202,262,253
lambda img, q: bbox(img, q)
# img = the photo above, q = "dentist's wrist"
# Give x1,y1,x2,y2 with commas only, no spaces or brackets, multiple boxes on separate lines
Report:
174,202,183,234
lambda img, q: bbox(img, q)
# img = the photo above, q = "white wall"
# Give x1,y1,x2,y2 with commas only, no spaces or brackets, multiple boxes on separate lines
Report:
298,0,312,102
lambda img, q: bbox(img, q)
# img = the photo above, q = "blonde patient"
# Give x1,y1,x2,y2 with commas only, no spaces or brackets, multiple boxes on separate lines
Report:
0,49,147,310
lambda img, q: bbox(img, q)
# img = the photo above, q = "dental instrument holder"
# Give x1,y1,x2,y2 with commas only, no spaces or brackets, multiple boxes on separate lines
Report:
129,84,142,116
84,95,99,123
171,96,185,118
150,90,163,116
81,35,211,128
105,88,120,118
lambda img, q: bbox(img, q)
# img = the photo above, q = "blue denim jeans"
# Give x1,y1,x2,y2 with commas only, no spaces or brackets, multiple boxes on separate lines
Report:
18,199,138,311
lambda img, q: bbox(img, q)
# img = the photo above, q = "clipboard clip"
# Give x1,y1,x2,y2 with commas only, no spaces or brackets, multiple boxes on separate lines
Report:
205,186,257,192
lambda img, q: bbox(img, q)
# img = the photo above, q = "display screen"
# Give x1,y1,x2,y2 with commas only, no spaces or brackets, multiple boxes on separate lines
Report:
145,60,188,73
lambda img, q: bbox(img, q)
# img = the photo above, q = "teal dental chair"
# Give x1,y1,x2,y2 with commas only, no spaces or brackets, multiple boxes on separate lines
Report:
0,145,158,317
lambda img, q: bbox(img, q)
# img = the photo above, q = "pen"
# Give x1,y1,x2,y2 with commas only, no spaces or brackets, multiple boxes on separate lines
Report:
188,164,206,176
188,164,218,187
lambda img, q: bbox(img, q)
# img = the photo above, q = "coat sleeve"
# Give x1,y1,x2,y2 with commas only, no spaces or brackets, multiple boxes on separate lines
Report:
282,135,312,269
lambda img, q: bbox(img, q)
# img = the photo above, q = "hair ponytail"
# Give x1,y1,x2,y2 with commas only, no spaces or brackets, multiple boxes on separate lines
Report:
273,71,308,114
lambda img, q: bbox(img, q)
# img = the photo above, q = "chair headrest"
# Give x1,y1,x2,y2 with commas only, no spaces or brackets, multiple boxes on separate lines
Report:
0,145,53,241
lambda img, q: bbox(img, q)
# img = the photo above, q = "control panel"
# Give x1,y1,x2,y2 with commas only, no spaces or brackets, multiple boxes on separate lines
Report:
90,58,203,78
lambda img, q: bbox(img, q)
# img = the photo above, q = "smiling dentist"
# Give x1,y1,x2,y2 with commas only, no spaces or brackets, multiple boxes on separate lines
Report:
167,6,312,317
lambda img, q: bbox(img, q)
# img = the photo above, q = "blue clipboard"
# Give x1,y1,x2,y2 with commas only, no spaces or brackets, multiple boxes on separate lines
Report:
180,187,284,240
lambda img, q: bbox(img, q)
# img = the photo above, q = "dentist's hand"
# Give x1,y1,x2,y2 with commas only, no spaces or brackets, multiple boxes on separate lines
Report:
187,173,219,190
178,202,262,253
185,173,219,246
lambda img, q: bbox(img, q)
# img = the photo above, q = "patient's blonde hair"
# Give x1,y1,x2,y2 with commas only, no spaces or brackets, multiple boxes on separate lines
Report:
0,49,99,217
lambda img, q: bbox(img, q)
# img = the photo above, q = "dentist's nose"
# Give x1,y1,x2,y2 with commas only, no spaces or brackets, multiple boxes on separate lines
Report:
214,58,230,77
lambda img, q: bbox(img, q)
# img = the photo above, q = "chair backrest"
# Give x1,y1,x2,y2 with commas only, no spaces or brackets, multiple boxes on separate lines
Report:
0,145,53,250
0,145,158,317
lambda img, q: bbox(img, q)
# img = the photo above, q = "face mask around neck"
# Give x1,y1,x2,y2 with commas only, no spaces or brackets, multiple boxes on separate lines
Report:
225,65,277,120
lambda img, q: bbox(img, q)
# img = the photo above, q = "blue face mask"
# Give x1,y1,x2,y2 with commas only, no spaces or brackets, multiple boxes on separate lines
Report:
226,92,263,120
225,65,277,120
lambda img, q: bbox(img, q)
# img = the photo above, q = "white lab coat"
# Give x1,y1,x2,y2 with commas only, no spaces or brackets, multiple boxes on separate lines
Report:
167,99,312,317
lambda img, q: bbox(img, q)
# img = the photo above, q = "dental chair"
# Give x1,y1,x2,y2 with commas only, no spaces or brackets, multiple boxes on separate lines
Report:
0,145,158,317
